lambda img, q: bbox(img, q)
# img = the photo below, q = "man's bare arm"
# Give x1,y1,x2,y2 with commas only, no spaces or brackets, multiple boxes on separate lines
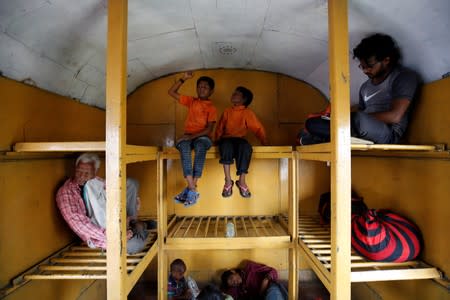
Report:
370,98,411,124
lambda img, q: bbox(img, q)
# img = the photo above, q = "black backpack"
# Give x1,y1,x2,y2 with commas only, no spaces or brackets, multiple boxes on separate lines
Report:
318,191,368,224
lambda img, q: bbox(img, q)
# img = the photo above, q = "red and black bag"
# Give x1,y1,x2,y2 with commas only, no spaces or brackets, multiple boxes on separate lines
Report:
351,209,422,262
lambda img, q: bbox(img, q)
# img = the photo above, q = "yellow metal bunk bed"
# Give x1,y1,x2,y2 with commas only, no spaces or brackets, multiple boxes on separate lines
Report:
2,1,448,300
0,141,159,299
3,2,155,299
157,146,299,299
296,142,447,295
4,231,157,281
294,1,446,299
296,213,442,291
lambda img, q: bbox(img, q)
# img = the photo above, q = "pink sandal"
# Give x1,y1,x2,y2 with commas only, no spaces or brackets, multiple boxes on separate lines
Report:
236,180,251,198
222,180,234,197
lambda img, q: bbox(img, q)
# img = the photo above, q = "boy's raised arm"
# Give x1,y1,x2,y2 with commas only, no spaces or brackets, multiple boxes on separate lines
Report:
168,71,194,100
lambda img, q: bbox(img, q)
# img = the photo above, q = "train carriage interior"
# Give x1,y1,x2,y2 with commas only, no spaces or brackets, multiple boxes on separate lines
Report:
0,1,449,299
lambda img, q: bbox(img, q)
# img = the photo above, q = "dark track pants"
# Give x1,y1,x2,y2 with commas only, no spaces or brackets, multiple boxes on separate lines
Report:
218,137,253,175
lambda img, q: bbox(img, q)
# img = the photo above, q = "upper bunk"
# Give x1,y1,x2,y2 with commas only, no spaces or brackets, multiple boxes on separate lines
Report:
12,141,446,163
10,141,159,163
160,146,294,160
296,140,446,162
10,143,296,161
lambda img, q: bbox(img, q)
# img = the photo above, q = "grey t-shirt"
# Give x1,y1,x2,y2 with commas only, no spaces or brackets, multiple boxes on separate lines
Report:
358,65,420,136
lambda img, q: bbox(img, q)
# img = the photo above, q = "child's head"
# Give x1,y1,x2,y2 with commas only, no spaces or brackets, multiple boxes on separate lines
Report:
170,258,187,281
197,76,215,100
221,268,243,288
231,86,253,107
197,284,225,300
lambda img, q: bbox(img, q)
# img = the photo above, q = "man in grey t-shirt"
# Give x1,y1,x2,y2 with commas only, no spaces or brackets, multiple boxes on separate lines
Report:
352,33,420,143
299,33,420,144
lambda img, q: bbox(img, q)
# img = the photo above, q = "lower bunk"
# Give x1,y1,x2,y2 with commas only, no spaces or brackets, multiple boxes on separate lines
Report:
0,230,157,297
165,214,291,250
297,215,445,291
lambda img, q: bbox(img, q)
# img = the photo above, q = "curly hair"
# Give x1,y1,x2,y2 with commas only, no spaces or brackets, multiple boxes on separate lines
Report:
353,33,401,66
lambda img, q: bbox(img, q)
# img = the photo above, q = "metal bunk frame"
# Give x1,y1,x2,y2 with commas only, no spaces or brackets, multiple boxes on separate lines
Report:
3,1,448,299
7,2,158,298
0,140,159,300
297,215,441,291
0,231,157,297
157,146,298,299
294,1,447,299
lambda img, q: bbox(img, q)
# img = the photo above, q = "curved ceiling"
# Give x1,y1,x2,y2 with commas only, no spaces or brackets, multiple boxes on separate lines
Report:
1,0,449,108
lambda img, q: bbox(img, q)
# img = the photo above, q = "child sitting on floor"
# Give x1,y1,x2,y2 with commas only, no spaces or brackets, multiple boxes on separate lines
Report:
168,258,200,300
214,86,268,198
168,71,218,207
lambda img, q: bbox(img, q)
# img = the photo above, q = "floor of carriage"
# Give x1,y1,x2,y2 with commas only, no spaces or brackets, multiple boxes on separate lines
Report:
128,273,330,300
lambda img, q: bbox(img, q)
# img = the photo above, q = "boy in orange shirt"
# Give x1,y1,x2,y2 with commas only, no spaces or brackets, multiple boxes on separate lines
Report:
168,72,217,207
215,86,267,198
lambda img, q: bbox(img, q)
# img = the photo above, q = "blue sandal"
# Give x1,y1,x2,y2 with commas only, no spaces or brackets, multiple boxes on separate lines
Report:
174,188,189,204
184,190,199,207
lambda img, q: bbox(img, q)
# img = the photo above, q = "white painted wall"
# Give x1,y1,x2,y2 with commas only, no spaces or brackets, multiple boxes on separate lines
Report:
0,0,449,107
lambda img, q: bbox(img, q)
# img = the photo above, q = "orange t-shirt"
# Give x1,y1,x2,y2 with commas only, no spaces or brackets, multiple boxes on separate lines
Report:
214,105,266,143
179,95,217,135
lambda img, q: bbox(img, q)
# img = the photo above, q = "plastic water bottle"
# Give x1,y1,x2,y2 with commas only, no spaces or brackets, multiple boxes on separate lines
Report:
186,276,200,299
225,222,235,237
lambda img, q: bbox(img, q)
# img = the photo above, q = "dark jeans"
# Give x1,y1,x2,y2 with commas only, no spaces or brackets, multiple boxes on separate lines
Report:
218,137,253,175
299,112,401,145
265,282,288,300
351,111,400,143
